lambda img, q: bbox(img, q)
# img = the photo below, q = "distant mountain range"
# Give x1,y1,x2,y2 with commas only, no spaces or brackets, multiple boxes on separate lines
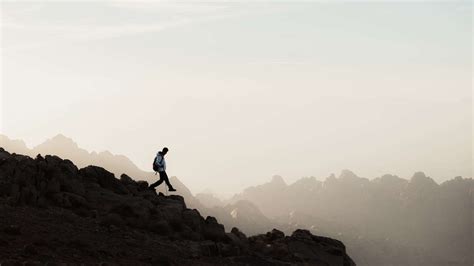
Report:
221,170,473,265
1,134,153,181
1,134,472,265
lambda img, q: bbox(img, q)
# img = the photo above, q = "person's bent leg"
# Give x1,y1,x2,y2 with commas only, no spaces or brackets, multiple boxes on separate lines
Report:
149,176,164,189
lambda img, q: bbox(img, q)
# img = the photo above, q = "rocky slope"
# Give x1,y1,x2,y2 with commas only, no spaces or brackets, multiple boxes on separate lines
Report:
0,134,276,237
0,148,355,265
0,134,203,210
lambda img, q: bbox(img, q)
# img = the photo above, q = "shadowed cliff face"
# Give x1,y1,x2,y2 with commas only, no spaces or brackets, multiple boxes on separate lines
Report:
0,148,355,265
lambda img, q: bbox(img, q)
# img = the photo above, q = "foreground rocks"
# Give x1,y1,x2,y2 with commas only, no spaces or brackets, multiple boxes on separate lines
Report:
0,148,355,265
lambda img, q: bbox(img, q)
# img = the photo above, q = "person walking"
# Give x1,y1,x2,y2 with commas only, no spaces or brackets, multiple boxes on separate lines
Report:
149,147,176,192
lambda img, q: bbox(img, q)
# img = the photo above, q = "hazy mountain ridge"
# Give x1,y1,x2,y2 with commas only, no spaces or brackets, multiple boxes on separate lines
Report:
226,170,473,265
195,192,225,208
1,134,147,182
0,147,355,265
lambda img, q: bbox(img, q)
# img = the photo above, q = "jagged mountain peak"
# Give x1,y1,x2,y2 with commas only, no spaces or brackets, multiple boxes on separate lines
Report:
46,134,78,147
339,169,359,180
409,171,438,187
375,174,406,184
0,134,29,153
97,150,114,157
290,176,321,190
228,200,260,217
270,175,286,186
51,133,72,141
412,171,427,179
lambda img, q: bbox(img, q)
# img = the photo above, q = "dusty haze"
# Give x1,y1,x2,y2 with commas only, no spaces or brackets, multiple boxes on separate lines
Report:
1,1,472,195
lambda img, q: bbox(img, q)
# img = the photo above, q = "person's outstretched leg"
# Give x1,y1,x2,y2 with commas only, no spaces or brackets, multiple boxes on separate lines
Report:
149,176,164,189
161,171,176,191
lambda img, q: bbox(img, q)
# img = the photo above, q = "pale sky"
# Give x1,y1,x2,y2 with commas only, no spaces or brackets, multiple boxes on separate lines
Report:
1,1,472,196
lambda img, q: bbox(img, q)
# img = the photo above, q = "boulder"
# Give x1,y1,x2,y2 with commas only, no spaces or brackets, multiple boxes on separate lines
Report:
79,166,129,195
120,174,135,184
203,216,226,241
136,181,149,191
182,209,204,232
291,229,313,240
267,228,285,240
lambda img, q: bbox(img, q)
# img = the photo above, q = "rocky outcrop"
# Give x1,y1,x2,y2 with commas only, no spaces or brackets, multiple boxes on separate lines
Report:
0,134,204,210
248,229,354,265
0,148,355,265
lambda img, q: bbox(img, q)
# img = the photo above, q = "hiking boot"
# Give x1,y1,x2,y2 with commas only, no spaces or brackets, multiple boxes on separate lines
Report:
169,188,177,192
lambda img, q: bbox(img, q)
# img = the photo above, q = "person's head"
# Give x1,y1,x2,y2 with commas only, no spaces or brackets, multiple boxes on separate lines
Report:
162,147,169,155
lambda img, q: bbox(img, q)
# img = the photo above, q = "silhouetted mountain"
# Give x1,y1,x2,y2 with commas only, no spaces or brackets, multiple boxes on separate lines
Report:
0,148,355,265
229,171,473,266
1,134,142,179
0,135,30,155
231,175,292,218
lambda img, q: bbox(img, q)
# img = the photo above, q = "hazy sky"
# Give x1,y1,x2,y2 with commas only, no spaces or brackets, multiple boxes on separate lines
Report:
1,1,472,196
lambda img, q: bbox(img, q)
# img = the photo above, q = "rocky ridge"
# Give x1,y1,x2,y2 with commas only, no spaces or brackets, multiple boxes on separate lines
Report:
0,148,355,265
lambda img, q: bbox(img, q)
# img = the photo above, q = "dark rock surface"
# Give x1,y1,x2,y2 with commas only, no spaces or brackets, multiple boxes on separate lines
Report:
0,148,355,265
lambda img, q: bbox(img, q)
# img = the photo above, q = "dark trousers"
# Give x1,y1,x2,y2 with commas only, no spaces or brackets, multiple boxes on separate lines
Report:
150,171,174,189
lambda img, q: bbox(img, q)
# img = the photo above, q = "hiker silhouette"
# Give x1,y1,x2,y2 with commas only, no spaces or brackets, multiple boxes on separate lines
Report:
149,147,176,192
